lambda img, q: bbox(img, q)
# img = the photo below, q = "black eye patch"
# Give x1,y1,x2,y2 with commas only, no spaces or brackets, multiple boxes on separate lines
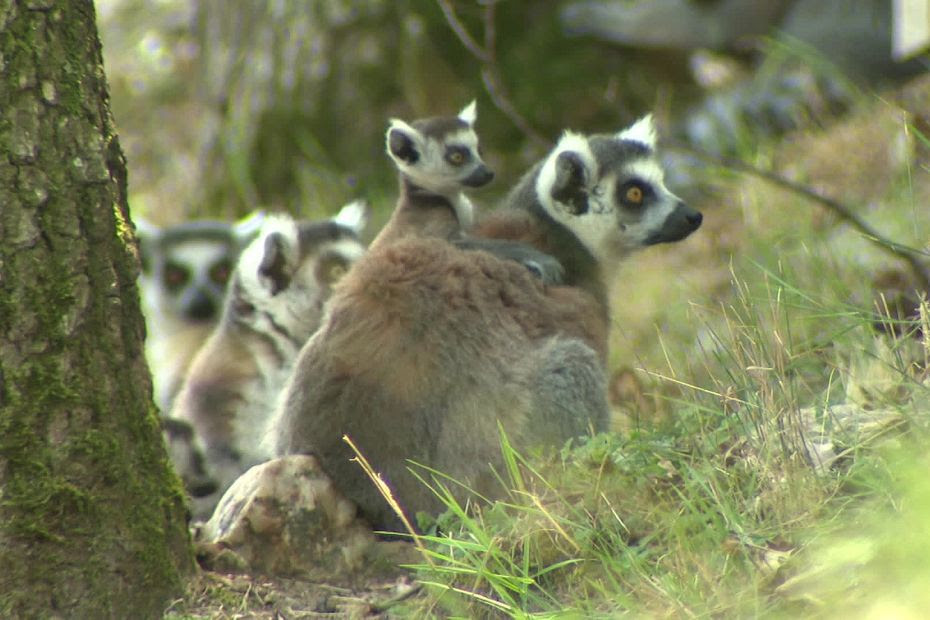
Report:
163,261,190,291
209,259,233,285
444,145,472,166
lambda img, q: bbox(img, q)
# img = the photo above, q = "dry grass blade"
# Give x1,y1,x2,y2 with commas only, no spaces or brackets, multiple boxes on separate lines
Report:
342,434,434,567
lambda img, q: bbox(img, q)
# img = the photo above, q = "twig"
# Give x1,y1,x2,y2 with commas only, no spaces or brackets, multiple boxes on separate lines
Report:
436,0,550,148
436,0,489,63
480,68,550,148
482,0,496,60
673,140,930,292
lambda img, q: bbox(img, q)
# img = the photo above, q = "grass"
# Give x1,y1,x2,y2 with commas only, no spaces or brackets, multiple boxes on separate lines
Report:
401,284,929,617
393,91,930,618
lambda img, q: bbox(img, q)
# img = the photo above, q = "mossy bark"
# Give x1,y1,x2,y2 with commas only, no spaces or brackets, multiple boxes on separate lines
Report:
0,2,194,617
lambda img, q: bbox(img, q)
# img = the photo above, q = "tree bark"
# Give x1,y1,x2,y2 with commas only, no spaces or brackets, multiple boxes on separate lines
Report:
0,2,194,617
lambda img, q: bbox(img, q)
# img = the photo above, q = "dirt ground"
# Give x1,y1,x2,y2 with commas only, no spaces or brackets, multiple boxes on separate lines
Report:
165,565,425,619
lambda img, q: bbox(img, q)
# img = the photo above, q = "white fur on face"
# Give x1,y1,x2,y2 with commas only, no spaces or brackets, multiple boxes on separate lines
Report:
237,214,300,303
541,151,682,263
389,126,484,196
600,155,681,253
534,131,612,263
140,240,234,331
545,188,621,263
623,157,668,189
237,214,366,351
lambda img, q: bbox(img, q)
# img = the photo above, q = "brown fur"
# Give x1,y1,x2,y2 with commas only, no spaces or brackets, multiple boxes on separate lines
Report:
271,120,617,531
273,121,702,531
273,236,608,530
368,180,463,251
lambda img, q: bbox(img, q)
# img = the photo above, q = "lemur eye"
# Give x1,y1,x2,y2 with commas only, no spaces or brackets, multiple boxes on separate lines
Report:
620,181,650,208
327,264,347,281
317,254,350,285
445,146,471,166
163,262,190,291
209,259,233,285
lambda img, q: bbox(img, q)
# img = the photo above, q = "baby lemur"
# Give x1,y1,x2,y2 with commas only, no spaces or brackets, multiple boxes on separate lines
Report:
271,113,701,531
169,202,369,519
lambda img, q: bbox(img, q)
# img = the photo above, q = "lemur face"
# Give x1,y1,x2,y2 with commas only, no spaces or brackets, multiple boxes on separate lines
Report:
536,116,702,263
385,101,494,195
137,212,265,329
231,201,369,347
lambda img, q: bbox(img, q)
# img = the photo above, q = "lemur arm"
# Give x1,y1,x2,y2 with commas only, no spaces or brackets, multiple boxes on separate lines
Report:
452,237,565,285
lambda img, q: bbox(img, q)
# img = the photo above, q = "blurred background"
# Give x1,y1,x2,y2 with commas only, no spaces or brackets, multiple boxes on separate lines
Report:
97,0,926,223
101,3,930,614
99,0,930,426
98,0,930,400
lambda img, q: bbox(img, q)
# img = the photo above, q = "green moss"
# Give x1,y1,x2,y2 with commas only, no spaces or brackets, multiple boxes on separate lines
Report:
1,5,193,615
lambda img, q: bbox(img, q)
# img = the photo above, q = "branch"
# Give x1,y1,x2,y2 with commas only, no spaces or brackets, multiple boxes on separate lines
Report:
480,68,550,148
436,0,550,149
436,0,489,63
673,140,930,292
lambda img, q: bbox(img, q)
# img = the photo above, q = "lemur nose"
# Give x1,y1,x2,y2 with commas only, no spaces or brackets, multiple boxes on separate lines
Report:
185,290,216,322
687,211,703,227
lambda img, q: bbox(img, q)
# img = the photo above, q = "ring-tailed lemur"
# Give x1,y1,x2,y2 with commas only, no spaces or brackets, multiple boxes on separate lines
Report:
368,100,493,250
169,202,369,519
136,212,265,412
475,115,703,335
377,100,566,281
270,116,701,532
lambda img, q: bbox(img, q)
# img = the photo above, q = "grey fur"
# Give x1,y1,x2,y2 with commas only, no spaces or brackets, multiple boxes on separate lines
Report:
169,207,369,519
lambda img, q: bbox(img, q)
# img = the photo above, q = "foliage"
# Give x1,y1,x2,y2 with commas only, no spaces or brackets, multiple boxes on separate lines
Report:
98,0,699,223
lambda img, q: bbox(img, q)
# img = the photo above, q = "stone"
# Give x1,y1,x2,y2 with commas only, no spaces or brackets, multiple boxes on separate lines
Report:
194,455,381,579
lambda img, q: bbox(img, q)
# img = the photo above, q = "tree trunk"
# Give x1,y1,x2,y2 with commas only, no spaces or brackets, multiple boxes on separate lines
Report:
0,2,194,617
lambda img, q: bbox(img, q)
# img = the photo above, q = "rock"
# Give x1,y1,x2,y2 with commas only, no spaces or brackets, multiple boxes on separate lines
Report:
194,455,382,579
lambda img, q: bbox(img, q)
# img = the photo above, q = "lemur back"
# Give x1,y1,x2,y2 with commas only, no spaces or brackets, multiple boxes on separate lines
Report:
137,212,264,412
271,116,701,532
169,202,369,519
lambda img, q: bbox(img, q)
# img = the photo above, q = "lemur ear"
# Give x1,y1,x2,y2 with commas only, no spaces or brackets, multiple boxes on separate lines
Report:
233,210,267,245
548,131,596,215
551,151,590,215
386,119,421,165
458,100,477,126
616,114,657,149
258,232,292,296
332,199,371,236
133,216,160,273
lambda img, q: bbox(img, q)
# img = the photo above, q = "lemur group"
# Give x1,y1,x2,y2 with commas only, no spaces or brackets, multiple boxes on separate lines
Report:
138,102,703,531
